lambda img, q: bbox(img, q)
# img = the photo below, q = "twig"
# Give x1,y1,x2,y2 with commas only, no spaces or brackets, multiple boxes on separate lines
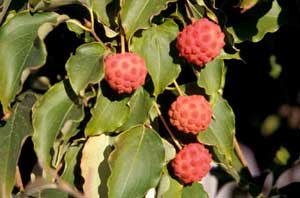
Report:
173,80,184,96
154,103,182,150
44,166,85,198
16,166,24,191
79,8,106,47
233,137,248,167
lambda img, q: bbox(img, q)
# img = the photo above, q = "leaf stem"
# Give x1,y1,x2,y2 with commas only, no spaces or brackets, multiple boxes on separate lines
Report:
83,9,105,46
16,166,24,191
233,137,248,167
173,80,184,96
154,102,183,150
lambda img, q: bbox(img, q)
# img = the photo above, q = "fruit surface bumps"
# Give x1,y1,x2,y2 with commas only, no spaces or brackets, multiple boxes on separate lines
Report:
172,143,212,184
176,18,225,67
104,52,147,94
168,95,212,134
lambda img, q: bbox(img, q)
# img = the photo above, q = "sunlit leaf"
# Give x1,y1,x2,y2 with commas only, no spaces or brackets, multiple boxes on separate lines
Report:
81,135,113,198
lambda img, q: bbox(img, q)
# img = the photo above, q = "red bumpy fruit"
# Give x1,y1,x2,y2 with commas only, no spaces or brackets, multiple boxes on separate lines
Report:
104,52,147,94
176,18,225,67
168,95,212,134
172,143,212,184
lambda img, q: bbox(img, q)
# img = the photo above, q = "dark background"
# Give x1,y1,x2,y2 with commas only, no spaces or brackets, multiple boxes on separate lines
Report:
224,0,300,170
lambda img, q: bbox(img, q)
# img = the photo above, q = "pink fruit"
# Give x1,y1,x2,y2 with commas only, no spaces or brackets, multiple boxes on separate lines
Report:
104,52,147,94
168,95,212,134
176,18,225,67
172,143,212,184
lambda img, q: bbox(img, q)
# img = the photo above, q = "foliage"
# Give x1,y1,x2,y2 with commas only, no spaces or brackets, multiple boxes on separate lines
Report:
0,0,290,197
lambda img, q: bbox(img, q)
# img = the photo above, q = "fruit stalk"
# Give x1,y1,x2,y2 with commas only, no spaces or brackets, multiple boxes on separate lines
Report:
154,102,183,150
120,32,126,53
173,80,184,96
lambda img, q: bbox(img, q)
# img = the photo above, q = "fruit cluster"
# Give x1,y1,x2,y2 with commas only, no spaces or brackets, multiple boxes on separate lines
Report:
103,17,224,185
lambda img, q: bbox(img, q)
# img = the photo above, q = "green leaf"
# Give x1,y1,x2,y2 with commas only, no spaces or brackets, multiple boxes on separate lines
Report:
228,0,282,43
212,147,241,181
187,1,205,20
261,114,280,136
118,88,154,131
196,58,225,96
239,0,259,13
29,0,80,12
182,183,208,198
218,49,241,60
269,54,282,79
157,169,182,198
108,126,165,198
66,42,107,95
61,141,84,185
0,11,67,112
120,0,177,40
198,95,235,165
85,94,130,136
131,19,181,96
162,139,176,164
81,135,113,198
274,146,290,166
40,189,68,198
196,0,218,22
0,0,12,24
85,0,114,25
82,0,119,37
66,19,86,36
0,92,37,198
21,177,67,197
32,81,84,167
